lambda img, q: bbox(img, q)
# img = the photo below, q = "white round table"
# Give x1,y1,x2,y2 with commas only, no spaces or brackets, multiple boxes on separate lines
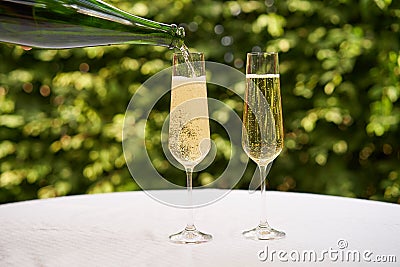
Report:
1,190,399,266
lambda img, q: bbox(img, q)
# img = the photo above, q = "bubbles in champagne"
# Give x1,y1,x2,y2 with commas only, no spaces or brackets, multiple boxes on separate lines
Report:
169,118,210,164
242,74,283,165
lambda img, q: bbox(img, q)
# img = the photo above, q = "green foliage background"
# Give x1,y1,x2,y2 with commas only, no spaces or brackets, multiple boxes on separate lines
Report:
0,0,399,203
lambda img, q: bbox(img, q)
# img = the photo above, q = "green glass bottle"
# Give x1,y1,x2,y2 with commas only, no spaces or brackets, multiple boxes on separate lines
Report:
0,0,185,49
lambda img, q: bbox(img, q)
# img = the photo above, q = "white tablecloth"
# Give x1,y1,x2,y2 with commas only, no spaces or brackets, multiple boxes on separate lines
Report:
1,190,399,267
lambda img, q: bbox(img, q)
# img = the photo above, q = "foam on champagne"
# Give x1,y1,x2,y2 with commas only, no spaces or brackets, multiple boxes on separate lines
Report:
246,74,280,79
171,75,206,86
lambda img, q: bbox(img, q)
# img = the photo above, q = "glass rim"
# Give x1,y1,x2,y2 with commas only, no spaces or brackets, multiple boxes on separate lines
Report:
247,51,278,56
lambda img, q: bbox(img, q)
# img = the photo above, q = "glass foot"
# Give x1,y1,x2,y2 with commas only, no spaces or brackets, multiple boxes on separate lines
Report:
169,226,212,244
243,223,285,240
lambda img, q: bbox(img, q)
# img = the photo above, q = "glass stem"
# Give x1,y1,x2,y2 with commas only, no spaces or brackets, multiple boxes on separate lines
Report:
185,167,195,231
259,163,269,227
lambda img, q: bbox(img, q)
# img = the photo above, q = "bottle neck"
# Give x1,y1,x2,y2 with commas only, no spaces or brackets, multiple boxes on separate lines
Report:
0,0,186,49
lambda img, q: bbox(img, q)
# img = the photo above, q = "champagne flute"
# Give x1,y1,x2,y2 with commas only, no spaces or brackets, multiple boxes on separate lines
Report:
242,52,285,240
168,52,212,244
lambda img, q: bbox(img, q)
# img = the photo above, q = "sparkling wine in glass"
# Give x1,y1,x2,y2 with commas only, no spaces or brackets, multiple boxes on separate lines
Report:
242,52,285,240
168,52,212,244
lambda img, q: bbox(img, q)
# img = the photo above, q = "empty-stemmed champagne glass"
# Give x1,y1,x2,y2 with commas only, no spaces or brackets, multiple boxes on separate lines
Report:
242,52,285,240
168,52,212,244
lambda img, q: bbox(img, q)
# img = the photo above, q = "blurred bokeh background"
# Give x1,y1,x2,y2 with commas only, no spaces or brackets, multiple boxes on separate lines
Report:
0,0,399,204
